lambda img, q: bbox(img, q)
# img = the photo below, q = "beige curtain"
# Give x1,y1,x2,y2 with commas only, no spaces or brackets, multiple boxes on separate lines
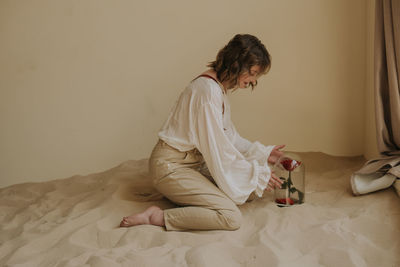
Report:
351,0,400,196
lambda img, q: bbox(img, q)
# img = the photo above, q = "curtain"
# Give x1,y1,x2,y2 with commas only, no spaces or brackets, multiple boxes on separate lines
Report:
351,0,400,196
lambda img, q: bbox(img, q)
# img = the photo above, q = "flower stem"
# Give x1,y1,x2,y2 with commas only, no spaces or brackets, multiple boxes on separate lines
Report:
288,170,292,199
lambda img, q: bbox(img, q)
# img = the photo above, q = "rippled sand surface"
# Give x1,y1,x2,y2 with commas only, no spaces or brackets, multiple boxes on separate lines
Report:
1,153,399,267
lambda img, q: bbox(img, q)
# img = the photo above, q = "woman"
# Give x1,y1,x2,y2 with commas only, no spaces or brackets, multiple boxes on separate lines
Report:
120,34,284,231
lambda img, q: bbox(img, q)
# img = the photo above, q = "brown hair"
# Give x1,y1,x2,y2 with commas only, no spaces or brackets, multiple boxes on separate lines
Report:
208,34,271,90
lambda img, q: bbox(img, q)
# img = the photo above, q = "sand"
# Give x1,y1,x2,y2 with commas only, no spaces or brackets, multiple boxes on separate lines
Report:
0,152,399,267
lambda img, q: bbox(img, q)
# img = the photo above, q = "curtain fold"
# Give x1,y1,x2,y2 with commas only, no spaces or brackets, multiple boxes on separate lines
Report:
351,0,400,196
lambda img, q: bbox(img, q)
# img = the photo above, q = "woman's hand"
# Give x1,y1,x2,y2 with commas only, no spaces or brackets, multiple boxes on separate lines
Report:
268,145,285,165
265,144,285,192
265,171,283,192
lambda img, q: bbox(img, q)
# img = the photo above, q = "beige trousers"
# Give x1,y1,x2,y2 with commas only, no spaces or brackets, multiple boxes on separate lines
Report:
149,139,242,231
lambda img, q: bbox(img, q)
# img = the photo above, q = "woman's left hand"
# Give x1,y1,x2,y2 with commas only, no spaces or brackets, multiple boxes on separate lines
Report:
268,145,285,164
265,171,283,191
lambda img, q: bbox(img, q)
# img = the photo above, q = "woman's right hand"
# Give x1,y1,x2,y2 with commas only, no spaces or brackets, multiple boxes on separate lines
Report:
265,171,283,192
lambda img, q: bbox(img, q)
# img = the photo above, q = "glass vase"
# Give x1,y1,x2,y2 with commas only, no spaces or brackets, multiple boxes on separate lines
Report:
273,152,305,207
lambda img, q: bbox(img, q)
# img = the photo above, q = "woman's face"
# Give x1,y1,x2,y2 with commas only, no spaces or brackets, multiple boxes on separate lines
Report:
237,65,261,89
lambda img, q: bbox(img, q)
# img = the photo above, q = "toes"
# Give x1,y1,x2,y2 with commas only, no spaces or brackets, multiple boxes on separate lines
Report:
120,218,129,227
120,220,130,227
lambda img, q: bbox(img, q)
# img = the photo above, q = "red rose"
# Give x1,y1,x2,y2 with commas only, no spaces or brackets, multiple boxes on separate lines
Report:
281,158,301,171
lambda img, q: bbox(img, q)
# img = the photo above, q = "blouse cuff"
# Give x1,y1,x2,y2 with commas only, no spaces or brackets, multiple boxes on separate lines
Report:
244,142,275,164
252,161,272,197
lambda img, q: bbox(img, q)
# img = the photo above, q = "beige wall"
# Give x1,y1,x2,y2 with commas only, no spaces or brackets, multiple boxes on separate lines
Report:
0,0,370,188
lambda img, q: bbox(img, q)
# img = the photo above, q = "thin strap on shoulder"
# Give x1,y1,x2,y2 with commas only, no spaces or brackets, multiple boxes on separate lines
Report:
197,74,220,84
194,74,225,95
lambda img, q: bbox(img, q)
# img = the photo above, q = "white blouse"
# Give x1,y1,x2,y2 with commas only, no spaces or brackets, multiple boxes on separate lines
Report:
158,76,275,205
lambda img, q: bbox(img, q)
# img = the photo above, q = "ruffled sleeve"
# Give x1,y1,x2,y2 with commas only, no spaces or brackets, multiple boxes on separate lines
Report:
192,98,272,204
230,122,275,164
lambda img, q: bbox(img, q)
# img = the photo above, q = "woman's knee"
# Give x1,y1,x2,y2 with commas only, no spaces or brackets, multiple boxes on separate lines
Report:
220,208,242,230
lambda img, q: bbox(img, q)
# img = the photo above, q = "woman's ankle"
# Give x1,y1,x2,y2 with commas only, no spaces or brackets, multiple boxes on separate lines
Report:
149,209,165,226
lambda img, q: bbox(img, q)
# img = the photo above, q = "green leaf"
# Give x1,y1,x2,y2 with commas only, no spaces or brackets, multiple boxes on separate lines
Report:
289,187,297,194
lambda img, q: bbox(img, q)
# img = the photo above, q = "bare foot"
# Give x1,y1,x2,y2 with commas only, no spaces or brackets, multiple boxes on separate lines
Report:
120,206,165,227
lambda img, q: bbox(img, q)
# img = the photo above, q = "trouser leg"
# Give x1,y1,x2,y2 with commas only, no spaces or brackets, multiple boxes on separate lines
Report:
153,167,242,231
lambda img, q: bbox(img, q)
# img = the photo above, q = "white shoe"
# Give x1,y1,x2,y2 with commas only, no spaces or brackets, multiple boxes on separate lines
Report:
351,172,396,195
